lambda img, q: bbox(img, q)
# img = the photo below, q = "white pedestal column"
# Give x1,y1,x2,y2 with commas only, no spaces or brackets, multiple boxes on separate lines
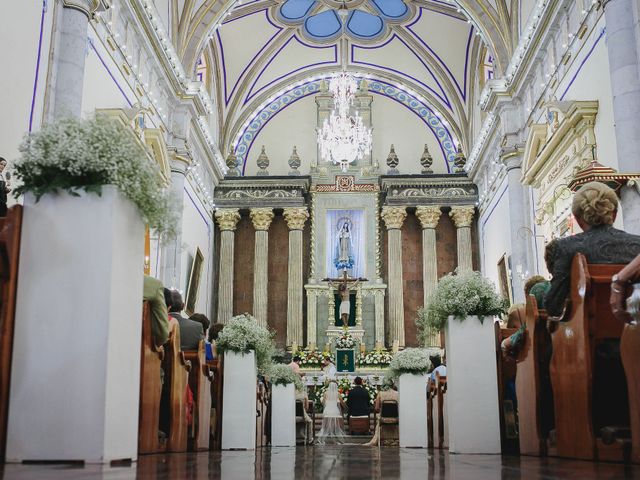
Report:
250,208,274,327
446,315,501,454
215,209,240,324
284,208,308,347
271,384,296,447
7,186,144,463
398,373,428,448
381,206,407,347
449,206,475,273
222,351,257,450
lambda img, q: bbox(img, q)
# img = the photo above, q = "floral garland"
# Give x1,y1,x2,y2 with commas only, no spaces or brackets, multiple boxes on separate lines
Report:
335,329,357,349
297,348,334,369
357,348,393,367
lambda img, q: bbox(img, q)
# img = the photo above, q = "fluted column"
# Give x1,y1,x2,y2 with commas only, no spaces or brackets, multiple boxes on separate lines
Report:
381,206,407,348
250,208,274,327
416,206,442,347
306,290,317,349
284,207,309,347
50,1,99,118
215,208,240,324
374,290,385,348
450,206,475,272
603,0,640,234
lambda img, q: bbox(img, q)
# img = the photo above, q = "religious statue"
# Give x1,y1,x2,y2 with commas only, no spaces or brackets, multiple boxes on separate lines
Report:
338,283,350,326
334,219,354,271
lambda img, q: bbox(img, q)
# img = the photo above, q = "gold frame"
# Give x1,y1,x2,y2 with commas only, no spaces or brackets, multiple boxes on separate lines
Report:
185,247,205,316
497,253,513,306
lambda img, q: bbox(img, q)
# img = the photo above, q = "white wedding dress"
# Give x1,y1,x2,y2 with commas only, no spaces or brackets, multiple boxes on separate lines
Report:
316,382,346,445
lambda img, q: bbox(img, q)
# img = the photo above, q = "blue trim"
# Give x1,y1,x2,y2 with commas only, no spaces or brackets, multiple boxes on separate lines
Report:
88,38,133,107
560,27,605,101
29,0,47,133
184,185,212,232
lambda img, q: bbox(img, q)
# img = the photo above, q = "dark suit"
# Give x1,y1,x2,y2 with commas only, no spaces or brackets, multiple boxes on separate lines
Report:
545,225,640,316
170,312,204,350
346,385,370,417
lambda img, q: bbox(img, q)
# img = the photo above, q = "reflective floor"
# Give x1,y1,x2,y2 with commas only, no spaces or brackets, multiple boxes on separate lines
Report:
1,447,639,479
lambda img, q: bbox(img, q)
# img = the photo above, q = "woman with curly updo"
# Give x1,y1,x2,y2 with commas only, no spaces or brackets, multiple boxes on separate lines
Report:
544,181,640,317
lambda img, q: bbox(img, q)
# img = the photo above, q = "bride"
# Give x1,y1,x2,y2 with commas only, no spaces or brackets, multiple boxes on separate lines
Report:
316,381,346,445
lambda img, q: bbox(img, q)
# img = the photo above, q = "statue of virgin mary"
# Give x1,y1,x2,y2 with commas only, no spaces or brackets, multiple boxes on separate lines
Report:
334,219,354,271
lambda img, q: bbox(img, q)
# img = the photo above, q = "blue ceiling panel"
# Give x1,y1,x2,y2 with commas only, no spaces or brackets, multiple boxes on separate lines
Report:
347,10,384,38
280,0,316,21
304,10,342,39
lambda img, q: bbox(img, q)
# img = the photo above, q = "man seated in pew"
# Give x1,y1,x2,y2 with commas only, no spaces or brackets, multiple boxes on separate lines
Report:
143,275,170,346
168,290,204,351
544,182,640,318
189,313,210,340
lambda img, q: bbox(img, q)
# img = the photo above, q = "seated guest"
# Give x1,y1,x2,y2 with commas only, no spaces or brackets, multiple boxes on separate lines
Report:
346,377,370,418
288,355,302,375
143,275,170,345
544,182,640,317
206,323,224,361
364,381,398,446
189,313,210,338
168,290,204,350
429,355,446,381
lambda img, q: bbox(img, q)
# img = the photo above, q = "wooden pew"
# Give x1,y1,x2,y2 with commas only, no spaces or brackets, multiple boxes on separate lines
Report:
550,253,626,461
515,295,551,456
621,322,640,463
427,379,435,448
138,302,165,454
208,356,223,450
0,206,22,462
496,325,518,454
184,340,212,451
163,322,192,453
434,374,447,449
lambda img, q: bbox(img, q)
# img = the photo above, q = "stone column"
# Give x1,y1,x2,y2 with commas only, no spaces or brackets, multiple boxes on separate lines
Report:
415,206,442,305
603,0,640,234
283,207,309,347
250,208,274,328
50,1,99,118
306,289,317,349
503,150,534,303
381,206,407,347
215,208,240,324
374,289,385,348
450,206,475,272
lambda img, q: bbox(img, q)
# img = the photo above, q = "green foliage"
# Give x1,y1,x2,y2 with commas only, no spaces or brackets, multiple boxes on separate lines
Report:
14,116,177,235
417,270,508,337
267,363,304,391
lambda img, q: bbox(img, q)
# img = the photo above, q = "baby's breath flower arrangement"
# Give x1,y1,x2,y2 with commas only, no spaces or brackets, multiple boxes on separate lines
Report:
418,271,508,336
216,313,275,374
388,348,432,379
335,328,357,349
14,116,177,235
297,349,334,369
267,364,304,391
357,348,393,367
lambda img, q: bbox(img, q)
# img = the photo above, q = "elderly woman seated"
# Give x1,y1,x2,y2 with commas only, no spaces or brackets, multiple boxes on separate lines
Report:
544,181,640,318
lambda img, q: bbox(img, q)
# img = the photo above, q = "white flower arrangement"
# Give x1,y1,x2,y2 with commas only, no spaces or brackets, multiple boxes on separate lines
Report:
14,116,177,235
357,348,393,367
335,329,357,349
389,348,432,378
417,270,508,337
267,364,304,391
216,313,275,374
298,349,333,368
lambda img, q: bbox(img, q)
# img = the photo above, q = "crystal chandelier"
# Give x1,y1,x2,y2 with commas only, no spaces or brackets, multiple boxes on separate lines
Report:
317,72,372,172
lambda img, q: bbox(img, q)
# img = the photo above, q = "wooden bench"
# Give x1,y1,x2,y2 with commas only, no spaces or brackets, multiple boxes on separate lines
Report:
496,325,518,454
163,322,191,453
138,302,165,454
0,206,22,462
515,295,552,456
207,356,223,450
550,253,627,461
622,321,640,463
184,341,212,451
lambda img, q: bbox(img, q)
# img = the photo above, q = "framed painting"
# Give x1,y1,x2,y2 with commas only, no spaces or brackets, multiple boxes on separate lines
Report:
497,253,513,305
185,247,205,316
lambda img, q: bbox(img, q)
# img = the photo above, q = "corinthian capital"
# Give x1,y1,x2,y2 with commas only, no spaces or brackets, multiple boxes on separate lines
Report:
215,208,241,231
250,208,274,231
283,208,309,230
381,206,407,230
449,206,475,228
62,0,100,16
415,206,442,229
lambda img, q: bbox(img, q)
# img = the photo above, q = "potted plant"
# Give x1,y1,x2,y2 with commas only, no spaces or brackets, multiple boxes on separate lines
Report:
217,313,275,450
389,348,432,448
6,116,176,463
267,364,303,447
420,271,508,454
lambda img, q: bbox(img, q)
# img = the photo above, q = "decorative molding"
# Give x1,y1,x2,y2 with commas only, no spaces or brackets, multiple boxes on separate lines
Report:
415,205,442,229
213,176,311,208
283,207,309,230
62,0,100,16
381,206,407,230
449,205,475,228
380,174,478,206
250,208,275,231
215,208,241,231
311,175,379,193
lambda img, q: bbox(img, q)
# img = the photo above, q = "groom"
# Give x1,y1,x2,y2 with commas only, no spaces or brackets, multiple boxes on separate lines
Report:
346,377,370,418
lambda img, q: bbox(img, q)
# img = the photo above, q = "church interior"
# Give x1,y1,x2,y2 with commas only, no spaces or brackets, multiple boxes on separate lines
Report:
1,0,640,478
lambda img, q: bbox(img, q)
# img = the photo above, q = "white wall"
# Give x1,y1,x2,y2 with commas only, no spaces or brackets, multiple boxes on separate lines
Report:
244,91,450,175
479,179,512,292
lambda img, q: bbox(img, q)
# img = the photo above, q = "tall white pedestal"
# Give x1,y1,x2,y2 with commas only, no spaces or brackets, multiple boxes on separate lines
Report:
6,187,144,463
399,373,428,448
222,351,257,450
446,315,501,454
271,384,296,447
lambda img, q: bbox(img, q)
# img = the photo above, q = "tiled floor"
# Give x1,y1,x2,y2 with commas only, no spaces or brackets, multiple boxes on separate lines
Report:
1,446,639,479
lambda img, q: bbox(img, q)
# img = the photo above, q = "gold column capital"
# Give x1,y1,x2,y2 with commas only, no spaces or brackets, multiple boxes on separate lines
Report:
283,207,309,230
449,205,475,228
415,205,442,229
215,208,241,231
62,0,100,16
381,206,407,230
249,208,274,231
